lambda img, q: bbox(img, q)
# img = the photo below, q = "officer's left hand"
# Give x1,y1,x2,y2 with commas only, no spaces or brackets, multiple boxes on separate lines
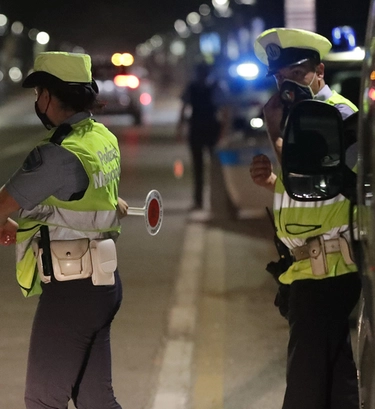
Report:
0,218,18,246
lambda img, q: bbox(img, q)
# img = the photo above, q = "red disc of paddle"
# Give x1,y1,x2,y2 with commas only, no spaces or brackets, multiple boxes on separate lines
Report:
144,190,163,235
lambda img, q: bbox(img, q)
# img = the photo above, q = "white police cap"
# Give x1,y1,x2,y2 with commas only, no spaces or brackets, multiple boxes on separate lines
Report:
254,28,332,75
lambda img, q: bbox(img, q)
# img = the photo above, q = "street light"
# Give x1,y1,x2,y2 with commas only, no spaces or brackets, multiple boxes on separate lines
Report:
36,31,50,45
11,21,23,35
0,14,8,36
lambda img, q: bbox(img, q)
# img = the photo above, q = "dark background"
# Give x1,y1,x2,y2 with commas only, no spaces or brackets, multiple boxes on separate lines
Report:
0,0,371,54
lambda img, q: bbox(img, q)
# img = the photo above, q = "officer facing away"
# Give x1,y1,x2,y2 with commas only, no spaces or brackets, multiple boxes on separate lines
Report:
0,52,128,408
249,28,361,409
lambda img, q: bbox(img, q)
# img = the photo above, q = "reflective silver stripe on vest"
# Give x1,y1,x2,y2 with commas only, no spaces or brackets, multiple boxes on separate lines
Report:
274,191,350,249
274,191,346,210
16,205,120,264
278,227,351,250
19,205,119,231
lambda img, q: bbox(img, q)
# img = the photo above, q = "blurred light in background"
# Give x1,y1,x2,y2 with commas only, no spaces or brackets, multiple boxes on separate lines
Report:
199,32,221,55
250,118,264,129
187,12,202,34
140,92,152,105
368,87,375,101
36,31,50,45
11,21,23,35
234,0,256,4
212,0,232,17
9,67,22,82
174,19,190,38
136,43,152,57
0,14,8,36
173,159,184,179
28,28,38,41
114,74,140,88
170,40,186,56
0,70,4,82
174,19,187,33
187,12,201,26
332,26,356,50
199,4,211,16
72,46,85,53
236,62,259,79
150,35,163,48
212,0,229,7
111,53,134,66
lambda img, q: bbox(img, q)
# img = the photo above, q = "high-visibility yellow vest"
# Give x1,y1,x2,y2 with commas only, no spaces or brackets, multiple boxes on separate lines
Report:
275,92,358,284
15,117,121,297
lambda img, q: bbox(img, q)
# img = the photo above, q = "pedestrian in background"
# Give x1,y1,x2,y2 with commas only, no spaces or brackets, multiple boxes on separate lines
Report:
0,51,128,409
249,28,361,409
176,62,230,211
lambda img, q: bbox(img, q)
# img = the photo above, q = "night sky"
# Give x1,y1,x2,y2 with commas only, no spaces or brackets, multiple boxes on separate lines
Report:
0,0,371,55
0,0,208,54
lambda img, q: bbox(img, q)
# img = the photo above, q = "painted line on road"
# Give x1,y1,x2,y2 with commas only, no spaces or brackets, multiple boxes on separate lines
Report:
193,228,226,409
151,223,206,409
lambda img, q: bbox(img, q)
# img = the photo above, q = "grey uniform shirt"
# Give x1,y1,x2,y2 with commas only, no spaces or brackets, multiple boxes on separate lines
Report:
5,113,91,210
315,84,355,119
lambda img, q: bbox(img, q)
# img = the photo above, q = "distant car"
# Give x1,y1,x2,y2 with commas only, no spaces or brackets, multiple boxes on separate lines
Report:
91,60,153,125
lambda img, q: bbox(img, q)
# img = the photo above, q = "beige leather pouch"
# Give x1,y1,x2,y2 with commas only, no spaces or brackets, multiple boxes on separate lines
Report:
308,237,328,276
89,239,117,286
50,238,93,281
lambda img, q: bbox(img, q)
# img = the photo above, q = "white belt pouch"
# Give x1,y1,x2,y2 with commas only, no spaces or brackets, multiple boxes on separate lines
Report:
89,239,117,286
33,238,117,285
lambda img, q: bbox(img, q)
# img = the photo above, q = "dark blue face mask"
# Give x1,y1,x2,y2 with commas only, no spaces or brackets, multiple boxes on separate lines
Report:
35,94,55,130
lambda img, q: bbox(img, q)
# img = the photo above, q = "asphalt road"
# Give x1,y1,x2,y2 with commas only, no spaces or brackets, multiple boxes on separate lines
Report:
0,92,290,409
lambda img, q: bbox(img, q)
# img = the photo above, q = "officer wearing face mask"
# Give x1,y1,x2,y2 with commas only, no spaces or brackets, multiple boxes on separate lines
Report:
249,29,361,409
0,52,128,409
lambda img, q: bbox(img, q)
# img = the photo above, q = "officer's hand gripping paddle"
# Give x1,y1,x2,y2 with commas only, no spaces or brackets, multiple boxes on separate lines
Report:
127,190,163,235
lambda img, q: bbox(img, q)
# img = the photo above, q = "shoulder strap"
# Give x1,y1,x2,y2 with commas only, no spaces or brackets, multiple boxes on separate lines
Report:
49,123,73,145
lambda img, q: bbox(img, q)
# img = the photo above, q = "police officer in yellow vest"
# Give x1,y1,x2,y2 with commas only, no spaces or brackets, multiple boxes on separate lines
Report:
0,52,128,408
249,29,361,409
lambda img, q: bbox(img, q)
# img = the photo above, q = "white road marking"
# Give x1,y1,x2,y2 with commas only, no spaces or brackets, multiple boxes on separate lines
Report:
151,223,206,409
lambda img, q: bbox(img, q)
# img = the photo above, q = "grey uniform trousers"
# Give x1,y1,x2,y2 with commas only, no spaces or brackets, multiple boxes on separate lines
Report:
25,270,123,409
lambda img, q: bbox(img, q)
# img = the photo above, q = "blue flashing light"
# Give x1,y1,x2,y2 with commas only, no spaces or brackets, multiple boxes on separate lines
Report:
229,62,259,80
331,26,356,51
237,63,259,80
